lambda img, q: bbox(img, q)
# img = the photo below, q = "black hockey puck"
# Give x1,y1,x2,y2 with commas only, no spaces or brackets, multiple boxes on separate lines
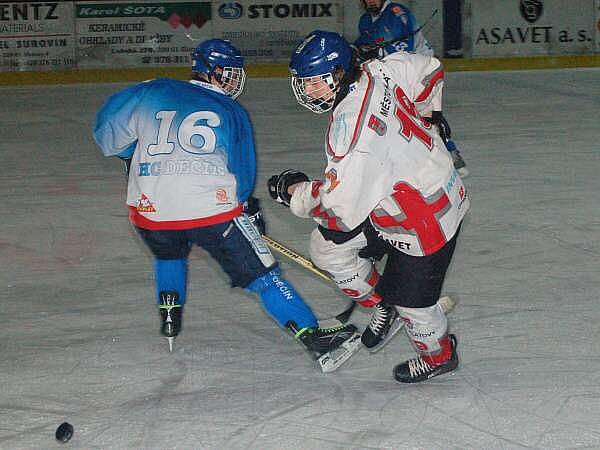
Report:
55,422,74,443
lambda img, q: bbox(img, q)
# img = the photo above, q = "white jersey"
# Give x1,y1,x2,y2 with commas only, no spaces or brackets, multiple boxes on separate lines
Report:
290,52,469,256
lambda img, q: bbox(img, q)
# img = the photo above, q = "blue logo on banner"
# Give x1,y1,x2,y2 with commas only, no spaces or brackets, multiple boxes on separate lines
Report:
219,3,243,19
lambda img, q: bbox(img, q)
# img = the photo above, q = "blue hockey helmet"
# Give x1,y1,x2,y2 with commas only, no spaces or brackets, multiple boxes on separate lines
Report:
192,39,246,99
289,30,352,114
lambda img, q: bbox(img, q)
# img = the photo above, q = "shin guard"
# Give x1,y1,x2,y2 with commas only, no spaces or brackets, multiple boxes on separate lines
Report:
246,268,318,329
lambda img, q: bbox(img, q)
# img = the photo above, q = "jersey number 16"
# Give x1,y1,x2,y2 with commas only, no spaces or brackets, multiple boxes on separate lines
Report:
148,110,221,156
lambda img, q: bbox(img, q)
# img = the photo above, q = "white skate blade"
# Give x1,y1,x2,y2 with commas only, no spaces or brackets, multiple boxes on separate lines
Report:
317,332,361,373
367,314,405,353
167,336,174,352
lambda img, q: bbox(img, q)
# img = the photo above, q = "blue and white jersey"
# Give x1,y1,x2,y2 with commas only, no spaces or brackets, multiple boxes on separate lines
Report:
355,1,433,57
94,78,255,230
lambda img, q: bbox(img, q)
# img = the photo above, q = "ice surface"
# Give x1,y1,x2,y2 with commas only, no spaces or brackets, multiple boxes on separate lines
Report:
1,67,599,449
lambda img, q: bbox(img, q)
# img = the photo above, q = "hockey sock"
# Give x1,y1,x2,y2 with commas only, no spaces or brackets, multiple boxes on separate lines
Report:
246,268,318,329
154,258,187,305
396,303,451,365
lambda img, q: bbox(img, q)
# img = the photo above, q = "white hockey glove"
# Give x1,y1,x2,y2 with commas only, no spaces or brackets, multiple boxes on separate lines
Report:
267,169,310,207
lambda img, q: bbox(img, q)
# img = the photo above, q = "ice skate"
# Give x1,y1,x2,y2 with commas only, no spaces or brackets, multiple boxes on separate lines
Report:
289,322,361,373
361,302,403,353
159,291,183,352
393,334,458,383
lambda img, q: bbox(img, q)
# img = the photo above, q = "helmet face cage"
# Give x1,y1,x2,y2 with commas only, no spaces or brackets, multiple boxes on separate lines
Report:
192,39,245,98
216,66,246,99
289,31,351,114
291,72,338,114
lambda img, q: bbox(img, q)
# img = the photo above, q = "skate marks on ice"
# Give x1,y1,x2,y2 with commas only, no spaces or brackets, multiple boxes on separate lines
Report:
2,68,600,448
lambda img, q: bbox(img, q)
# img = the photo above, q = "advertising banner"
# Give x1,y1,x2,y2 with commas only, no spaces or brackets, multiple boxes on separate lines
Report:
0,2,76,71
212,1,343,63
75,1,212,68
469,0,595,57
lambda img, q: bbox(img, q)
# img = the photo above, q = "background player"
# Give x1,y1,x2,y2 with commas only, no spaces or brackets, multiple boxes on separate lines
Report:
355,0,433,59
93,38,360,372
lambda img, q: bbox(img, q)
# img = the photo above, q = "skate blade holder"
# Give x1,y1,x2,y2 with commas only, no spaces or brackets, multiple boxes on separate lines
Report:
317,331,362,373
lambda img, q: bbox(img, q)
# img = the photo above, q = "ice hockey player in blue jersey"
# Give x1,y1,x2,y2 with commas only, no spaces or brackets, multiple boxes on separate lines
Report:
355,0,433,59
93,39,360,372
354,0,468,176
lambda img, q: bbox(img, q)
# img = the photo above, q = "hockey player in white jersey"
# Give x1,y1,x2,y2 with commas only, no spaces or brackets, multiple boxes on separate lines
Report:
269,30,469,382
354,0,468,176
93,38,360,372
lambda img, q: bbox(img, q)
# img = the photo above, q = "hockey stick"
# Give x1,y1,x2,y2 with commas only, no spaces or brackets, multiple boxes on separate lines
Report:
261,234,359,372
262,234,331,281
261,234,456,371
384,8,438,47
262,234,356,324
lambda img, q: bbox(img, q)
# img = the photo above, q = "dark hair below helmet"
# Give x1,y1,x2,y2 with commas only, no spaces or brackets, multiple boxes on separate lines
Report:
289,30,352,114
192,39,246,98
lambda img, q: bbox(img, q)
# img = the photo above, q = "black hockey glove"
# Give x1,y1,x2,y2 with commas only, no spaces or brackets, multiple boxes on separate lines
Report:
425,111,452,144
355,44,380,62
267,169,310,207
359,222,389,261
244,196,266,235
358,240,388,261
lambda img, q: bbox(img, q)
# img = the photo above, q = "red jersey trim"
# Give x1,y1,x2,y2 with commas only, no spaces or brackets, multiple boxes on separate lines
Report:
129,204,243,230
326,67,374,161
415,67,444,103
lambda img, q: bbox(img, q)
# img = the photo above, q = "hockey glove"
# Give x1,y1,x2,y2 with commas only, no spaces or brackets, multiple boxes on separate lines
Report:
267,169,310,207
244,196,266,235
358,223,389,261
355,44,380,62
358,240,388,261
426,111,452,144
